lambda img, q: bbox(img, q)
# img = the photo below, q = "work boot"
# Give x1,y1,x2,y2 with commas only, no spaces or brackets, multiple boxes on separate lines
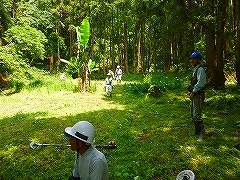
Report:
192,123,198,135
193,131,198,136
197,132,204,141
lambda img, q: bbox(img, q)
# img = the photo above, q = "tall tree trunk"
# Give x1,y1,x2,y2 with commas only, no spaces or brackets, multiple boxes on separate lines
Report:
163,15,171,71
236,0,240,84
136,24,142,73
124,22,129,75
153,28,157,72
224,3,231,63
110,13,115,69
103,26,107,75
232,0,237,46
205,0,216,84
146,24,152,72
206,26,216,84
69,25,75,58
56,0,63,73
117,8,122,66
141,23,145,73
117,29,122,66
215,0,227,87
56,21,60,73
81,59,88,92
163,37,171,71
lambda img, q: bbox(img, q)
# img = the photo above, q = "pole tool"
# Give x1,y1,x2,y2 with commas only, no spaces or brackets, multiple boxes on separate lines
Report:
30,141,117,150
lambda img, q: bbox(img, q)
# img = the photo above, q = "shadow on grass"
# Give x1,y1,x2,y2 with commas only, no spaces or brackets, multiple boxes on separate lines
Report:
0,80,240,180
0,83,239,180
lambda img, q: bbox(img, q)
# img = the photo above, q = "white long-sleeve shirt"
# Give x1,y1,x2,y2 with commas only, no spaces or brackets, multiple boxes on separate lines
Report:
73,145,109,180
105,77,113,86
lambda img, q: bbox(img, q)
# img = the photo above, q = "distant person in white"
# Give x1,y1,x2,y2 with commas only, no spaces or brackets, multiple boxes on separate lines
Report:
115,65,123,83
105,73,114,97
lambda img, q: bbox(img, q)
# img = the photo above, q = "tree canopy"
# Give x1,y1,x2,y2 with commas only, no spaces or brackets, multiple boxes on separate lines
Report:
4,25,47,61
0,0,240,87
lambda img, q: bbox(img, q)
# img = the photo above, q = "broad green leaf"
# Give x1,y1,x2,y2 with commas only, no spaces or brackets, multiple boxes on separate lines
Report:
76,19,90,51
60,58,75,68
88,59,95,72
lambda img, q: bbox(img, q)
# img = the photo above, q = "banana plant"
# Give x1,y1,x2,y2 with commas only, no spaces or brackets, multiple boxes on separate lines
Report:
61,18,95,91
76,19,90,52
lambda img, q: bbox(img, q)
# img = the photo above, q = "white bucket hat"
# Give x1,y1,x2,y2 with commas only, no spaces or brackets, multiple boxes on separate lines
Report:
64,121,95,145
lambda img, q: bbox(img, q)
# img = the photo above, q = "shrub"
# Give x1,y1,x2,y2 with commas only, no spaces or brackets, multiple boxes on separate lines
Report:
123,82,150,95
4,25,47,61
143,74,183,92
123,74,183,95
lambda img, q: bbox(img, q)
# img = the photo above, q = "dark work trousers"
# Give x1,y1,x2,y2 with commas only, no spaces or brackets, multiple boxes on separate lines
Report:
190,92,205,134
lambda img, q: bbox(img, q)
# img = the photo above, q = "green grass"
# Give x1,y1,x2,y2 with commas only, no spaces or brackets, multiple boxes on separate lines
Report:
0,73,239,180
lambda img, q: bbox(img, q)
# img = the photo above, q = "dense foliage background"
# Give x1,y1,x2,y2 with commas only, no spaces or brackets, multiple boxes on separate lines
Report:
0,0,240,90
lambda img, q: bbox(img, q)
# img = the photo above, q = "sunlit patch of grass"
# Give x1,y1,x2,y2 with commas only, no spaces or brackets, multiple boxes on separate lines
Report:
0,73,239,179
190,155,212,168
0,145,19,158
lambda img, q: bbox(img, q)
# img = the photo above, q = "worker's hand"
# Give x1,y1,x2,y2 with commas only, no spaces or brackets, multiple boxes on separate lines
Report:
190,92,195,101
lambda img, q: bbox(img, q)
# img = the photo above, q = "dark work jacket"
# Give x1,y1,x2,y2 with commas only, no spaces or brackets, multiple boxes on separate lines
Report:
188,66,206,94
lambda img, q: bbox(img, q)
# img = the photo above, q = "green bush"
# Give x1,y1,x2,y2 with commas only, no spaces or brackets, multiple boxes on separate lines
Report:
123,82,150,95
123,74,183,95
143,74,183,92
4,25,47,61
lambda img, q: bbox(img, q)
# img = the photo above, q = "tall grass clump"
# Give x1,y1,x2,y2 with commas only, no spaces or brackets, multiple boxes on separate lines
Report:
2,70,78,94
1,46,79,93
123,82,150,95
143,74,183,91
205,86,240,112
123,74,183,95
24,73,79,93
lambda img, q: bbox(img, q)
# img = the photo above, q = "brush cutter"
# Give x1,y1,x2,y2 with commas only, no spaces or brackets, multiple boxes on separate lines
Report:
30,141,117,150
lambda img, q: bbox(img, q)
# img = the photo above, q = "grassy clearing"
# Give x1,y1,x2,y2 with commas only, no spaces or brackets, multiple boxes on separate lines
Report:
0,73,239,180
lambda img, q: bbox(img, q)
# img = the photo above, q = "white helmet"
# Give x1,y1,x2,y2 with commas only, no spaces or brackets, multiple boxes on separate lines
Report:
64,121,95,145
176,170,195,180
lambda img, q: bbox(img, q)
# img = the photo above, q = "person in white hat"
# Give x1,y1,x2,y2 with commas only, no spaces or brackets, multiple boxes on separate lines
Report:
115,65,123,83
64,121,109,180
104,72,114,97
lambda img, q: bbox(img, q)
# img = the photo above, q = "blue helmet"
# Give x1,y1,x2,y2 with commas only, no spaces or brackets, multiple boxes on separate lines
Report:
190,52,202,60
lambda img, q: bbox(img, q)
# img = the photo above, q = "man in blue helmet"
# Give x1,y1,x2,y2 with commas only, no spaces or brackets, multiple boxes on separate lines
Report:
188,52,207,141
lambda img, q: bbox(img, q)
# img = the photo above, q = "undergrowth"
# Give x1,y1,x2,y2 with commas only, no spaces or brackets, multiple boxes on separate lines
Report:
123,74,183,95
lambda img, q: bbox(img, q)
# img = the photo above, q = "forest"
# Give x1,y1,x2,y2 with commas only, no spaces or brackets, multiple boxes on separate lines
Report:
0,0,240,90
1,1,240,179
